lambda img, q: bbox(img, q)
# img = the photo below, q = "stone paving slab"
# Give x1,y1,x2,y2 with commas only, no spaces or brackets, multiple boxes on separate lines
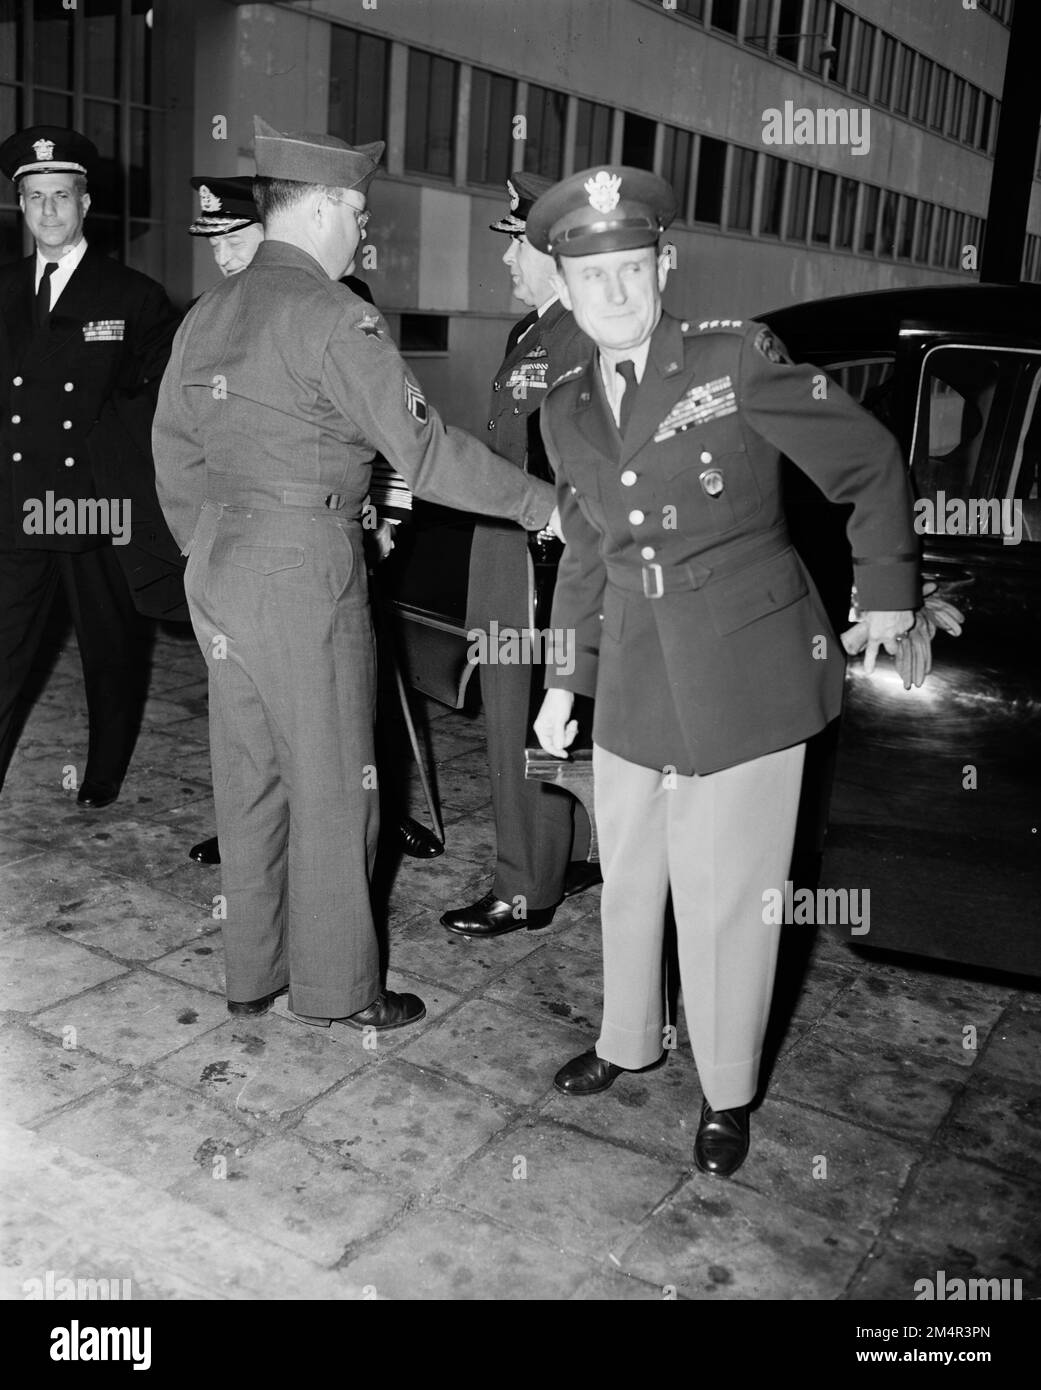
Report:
1,1120,366,1299
0,850,132,933
0,930,129,1013
41,880,213,962
0,1022,126,1126
618,1178,872,1300
292,1056,517,1189
450,1118,686,1259
770,1021,968,1144
941,1071,1041,1184
30,969,228,1066
483,937,605,1034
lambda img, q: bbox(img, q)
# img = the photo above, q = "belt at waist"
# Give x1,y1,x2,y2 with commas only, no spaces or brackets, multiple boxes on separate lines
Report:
205,474,352,512
604,525,793,598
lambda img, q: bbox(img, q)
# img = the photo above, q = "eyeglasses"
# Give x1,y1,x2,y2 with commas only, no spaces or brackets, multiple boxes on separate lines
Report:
326,194,370,231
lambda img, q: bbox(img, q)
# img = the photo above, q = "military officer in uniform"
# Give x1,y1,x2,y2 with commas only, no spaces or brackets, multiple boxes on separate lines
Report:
180,173,442,868
0,127,180,804
530,167,919,1176
153,119,557,1030
441,172,597,941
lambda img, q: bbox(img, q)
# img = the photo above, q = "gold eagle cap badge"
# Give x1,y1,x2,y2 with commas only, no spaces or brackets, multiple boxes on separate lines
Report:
584,171,621,214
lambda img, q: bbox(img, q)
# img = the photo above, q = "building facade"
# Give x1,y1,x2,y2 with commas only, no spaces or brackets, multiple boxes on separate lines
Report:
0,0,1029,432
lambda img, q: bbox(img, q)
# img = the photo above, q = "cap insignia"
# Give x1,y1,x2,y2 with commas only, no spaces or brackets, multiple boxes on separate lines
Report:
32,139,55,162
584,171,621,215
198,184,221,212
507,179,519,211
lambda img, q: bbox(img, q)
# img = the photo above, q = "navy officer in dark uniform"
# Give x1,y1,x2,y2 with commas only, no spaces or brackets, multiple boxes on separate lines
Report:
530,167,919,1177
0,126,179,804
153,119,556,1030
441,173,596,941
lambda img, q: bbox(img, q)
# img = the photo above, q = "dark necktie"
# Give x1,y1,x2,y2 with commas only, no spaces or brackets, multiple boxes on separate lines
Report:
616,358,638,434
36,261,57,331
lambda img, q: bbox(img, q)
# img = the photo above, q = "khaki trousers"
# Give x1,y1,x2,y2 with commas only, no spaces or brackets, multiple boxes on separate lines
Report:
593,740,806,1111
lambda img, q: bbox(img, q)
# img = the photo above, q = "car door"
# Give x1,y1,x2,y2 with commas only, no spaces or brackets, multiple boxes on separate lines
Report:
822,331,1041,977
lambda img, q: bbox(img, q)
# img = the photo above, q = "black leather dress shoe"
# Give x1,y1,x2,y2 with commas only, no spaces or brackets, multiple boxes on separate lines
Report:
562,860,603,898
398,816,444,858
294,989,426,1031
189,835,220,865
693,1099,750,1178
227,990,281,1017
553,1047,665,1096
441,890,555,938
76,780,120,809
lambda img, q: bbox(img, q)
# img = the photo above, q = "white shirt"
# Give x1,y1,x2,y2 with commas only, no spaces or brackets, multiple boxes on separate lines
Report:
598,338,652,426
35,238,88,311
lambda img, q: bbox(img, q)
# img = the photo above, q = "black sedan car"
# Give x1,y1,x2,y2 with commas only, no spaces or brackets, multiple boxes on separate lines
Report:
387,283,1041,980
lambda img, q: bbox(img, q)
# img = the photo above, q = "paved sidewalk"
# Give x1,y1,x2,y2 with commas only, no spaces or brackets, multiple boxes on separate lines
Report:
1,626,1038,1301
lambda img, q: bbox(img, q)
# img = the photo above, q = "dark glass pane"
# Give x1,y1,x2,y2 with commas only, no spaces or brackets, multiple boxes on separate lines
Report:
915,202,934,261
621,112,656,171
785,161,812,239
694,136,725,224
355,34,388,144
84,0,119,98
130,106,155,218
467,69,513,186
328,28,360,141
977,93,993,151
878,189,898,257
0,207,23,260
0,0,23,83
964,85,980,146
84,99,120,212
759,154,785,236
803,0,829,74
811,170,835,244
710,0,739,35
851,21,874,97
932,206,949,266
0,82,23,137
128,218,163,279
874,34,895,107
129,0,153,104
859,184,879,252
930,68,949,130
574,99,611,169
405,50,457,177
897,197,916,259
743,0,771,50
523,84,565,179
727,146,755,231
33,90,73,127
663,126,692,218
913,59,932,124
830,5,853,87
676,0,706,17
893,46,914,115
835,176,856,249
33,0,73,91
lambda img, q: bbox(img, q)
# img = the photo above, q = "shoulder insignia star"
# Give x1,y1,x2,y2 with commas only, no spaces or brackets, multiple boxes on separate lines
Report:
357,312,382,338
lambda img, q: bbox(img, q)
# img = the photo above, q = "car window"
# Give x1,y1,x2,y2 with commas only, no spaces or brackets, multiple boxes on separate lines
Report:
911,346,1040,545
828,358,897,427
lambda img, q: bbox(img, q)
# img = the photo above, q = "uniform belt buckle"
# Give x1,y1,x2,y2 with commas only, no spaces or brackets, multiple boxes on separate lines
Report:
325,493,343,509
642,563,664,598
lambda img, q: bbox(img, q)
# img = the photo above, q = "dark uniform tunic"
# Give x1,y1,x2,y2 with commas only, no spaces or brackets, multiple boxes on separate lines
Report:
465,298,590,906
542,312,919,1107
0,244,180,791
153,240,554,1017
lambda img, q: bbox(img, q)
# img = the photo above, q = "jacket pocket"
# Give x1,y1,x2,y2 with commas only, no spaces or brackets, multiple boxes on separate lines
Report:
707,548,808,636
230,545,305,576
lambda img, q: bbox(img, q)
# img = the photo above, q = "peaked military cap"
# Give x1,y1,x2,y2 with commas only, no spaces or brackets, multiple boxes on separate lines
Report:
527,165,676,257
0,125,97,183
489,171,553,234
188,175,259,236
252,116,383,194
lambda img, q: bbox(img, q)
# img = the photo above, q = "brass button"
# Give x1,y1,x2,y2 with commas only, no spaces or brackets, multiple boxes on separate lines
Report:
700,450,712,464
620,470,637,486
64,382,74,391
64,457,75,467
641,545,655,560
62,420,72,429
11,415,19,424
12,451,22,461
628,509,645,525
12,375,22,386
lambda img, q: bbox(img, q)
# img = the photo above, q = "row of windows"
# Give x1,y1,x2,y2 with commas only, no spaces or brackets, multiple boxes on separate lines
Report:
1023,233,1041,283
676,134,984,271
645,0,1001,156
329,23,985,276
663,0,1012,35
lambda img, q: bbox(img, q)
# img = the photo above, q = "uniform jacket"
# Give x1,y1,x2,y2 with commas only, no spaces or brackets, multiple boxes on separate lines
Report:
542,312,920,775
465,298,587,633
153,240,553,554
0,244,184,616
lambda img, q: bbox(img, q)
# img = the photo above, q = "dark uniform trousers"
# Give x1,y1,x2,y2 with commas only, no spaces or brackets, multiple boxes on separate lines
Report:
153,241,553,1018
543,313,920,1113
468,301,590,908
0,245,180,792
